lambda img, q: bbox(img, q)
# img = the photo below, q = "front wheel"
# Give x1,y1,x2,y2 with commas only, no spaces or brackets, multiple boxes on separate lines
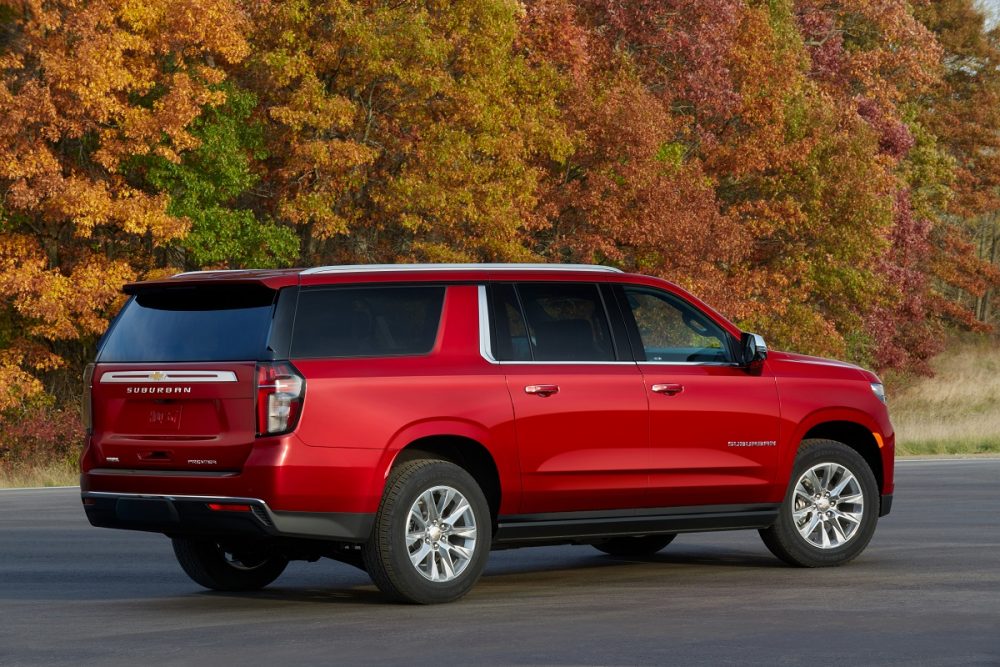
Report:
760,439,879,567
172,538,288,591
363,459,491,604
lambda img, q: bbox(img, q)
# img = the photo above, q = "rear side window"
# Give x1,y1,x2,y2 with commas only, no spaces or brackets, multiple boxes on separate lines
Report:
492,283,615,362
490,284,532,361
98,285,278,362
291,286,445,359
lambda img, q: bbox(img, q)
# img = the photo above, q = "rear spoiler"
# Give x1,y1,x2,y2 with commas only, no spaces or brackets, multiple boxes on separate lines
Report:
123,269,302,294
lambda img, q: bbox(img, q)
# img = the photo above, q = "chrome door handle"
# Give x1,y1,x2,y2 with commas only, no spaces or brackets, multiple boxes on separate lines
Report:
525,384,559,397
651,383,684,396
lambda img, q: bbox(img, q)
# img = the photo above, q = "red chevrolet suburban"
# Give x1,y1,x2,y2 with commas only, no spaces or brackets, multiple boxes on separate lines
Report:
81,263,894,603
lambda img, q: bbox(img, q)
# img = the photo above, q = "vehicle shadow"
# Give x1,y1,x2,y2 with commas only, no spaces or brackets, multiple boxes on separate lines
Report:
200,545,784,606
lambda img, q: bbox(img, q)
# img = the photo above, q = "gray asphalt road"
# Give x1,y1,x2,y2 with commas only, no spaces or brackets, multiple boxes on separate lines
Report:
1,460,999,666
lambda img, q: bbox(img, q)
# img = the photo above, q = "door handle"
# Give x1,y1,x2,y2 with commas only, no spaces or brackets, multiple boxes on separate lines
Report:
525,384,560,397
651,383,684,396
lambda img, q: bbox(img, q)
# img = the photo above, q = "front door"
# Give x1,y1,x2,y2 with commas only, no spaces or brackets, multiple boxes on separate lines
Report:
617,285,781,508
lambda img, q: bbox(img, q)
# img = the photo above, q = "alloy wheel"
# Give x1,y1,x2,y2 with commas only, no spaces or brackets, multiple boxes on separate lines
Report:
791,462,865,549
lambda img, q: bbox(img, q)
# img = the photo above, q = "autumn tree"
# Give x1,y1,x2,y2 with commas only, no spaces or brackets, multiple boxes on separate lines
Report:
3,0,1000,431
913,0,1000,331
0,0,250,408
521,0,945,366
241,0,570,265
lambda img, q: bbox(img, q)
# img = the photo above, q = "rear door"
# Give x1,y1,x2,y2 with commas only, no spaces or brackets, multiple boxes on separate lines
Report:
90,283,289,472
489,282,648,513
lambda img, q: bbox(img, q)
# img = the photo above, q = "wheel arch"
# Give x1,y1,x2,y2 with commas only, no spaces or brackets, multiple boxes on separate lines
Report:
392,435,502,525
800,421,883,495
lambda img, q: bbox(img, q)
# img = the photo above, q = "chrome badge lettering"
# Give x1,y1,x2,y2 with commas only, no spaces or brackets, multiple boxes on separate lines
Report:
126,386,193,394
187,459,217,465
728,440,777,448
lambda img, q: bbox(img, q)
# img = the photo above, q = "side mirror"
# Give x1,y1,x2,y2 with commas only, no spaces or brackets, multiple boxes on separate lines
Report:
739,332,768,366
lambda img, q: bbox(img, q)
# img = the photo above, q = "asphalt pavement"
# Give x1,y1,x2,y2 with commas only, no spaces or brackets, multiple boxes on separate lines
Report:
1,459,998,666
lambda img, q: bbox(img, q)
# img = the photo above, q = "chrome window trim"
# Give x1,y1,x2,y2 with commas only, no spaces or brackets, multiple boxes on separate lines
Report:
638,361,743,367
476,284,740,367
478,285,499,364
302,263,623,276
99,370,238,383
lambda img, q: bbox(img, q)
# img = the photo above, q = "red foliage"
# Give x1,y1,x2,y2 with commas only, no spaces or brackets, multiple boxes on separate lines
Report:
867,190,942,373
0,405,83,473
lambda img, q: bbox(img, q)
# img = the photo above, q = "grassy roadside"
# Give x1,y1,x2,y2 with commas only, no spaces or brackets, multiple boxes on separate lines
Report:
0,461,79,489
889,338,1000,456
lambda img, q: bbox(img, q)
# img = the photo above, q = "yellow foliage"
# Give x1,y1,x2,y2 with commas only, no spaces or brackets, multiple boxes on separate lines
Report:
0,0,249,406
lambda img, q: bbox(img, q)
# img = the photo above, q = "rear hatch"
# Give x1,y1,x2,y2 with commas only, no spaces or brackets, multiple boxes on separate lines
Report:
90,282,291,472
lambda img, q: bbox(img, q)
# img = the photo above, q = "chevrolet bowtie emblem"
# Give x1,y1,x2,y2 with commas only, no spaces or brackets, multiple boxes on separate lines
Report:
149,371,166,381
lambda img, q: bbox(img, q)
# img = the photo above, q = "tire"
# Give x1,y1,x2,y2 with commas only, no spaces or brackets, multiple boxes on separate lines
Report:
172,538,288,591
760,439,879,567
593,534,676,557
363,459,491,604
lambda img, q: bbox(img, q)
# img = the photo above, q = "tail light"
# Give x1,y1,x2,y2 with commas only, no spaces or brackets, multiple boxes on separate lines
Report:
255,362,305,436
82,363,95,433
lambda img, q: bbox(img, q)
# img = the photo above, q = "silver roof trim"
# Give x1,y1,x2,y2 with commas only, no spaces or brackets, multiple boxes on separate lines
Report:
300,263,623,276
172,269,243,277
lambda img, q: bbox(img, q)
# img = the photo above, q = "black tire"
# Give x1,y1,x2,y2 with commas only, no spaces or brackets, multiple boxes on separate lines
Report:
760,439,879,567
593,534,676,557
363,459,491,604
172,538,288,591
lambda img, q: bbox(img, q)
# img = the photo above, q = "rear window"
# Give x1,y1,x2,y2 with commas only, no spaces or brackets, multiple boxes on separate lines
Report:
291,285,446,359
98,285,277,362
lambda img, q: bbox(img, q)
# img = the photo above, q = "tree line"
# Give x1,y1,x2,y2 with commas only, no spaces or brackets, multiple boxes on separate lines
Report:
2,0,1000,420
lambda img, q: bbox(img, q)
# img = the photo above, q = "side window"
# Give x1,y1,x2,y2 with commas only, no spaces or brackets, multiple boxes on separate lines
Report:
515,283,616,362
291,285,445,358
623,287,732,363
490,284,532,361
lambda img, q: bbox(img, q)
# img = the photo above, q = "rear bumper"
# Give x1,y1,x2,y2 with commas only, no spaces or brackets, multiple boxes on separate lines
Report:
82,492,373,543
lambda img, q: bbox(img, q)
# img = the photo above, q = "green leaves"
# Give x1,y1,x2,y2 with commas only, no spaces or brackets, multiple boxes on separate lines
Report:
141,85,299,268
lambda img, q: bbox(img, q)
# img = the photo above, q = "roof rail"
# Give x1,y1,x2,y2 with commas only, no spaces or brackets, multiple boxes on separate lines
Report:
172,269,242,277
300,263,623,276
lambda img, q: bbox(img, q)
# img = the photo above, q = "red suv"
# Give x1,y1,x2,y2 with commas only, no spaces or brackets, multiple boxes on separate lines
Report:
81,264,894,603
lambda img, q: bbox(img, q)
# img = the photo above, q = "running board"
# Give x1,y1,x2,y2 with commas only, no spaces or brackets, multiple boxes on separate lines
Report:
494,503,780,547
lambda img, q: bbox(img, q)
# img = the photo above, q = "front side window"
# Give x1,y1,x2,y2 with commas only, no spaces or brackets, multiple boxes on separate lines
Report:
291,285,445,358
492,283,616,362
623,287,732,363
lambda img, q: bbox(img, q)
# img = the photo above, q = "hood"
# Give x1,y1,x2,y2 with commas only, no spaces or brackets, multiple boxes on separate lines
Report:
767,350,880,383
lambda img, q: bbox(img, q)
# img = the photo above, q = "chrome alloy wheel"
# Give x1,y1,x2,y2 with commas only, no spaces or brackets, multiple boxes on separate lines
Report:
792,462,865,549
406,485,478,582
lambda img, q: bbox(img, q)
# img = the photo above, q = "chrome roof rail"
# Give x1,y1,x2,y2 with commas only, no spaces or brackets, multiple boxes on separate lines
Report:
300,263,623,276
172,269,243,277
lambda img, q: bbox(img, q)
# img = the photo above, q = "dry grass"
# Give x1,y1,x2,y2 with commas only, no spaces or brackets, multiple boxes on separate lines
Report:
0,461,78,489
890,338,1000,456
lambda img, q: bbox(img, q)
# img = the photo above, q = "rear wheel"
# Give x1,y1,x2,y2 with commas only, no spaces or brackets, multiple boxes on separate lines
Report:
593,534,676,557
363,459,491,604
760,439,879,567
172,538,288,591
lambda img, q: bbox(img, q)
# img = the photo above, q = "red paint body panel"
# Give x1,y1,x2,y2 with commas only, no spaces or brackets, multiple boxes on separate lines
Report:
82,265,895,536
641,363,782,506
501,363,648,513
89,362,258,471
